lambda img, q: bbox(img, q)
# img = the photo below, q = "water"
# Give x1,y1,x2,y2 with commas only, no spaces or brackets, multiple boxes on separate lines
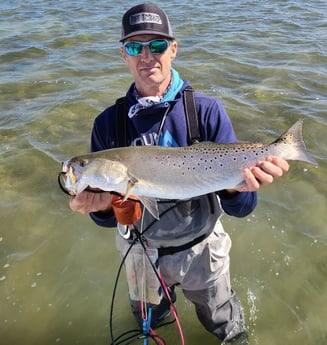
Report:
0,0,326,344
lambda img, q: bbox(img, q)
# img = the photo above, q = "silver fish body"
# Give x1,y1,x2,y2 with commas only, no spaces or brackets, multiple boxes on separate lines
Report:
61,119,317,218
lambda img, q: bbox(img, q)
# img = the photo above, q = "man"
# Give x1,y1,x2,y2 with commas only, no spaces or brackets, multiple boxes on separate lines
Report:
70,3,289,343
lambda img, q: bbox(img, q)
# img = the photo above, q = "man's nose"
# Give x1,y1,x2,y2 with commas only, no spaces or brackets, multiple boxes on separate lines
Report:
140,46,153,60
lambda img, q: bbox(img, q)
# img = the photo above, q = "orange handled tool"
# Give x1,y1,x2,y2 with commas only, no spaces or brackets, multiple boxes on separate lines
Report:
111,194,142,225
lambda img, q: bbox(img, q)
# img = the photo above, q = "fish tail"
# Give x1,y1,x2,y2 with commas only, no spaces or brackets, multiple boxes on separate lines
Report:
273,119,318,165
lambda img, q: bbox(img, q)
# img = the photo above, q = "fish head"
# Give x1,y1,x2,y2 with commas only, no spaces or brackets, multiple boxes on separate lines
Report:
61,155,128,195
61,157,90,195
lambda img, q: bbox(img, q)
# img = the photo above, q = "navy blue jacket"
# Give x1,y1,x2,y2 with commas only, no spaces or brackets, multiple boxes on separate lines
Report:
90,80,257,228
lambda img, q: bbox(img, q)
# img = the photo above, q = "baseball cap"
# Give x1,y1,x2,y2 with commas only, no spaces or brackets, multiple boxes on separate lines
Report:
120,3,175,42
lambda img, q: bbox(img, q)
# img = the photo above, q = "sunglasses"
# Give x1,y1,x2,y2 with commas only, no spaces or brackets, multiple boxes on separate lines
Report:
123,39,170,56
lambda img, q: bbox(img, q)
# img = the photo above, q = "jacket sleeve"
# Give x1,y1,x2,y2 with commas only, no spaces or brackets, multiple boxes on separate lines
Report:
218,189,257,218
90,209,117,228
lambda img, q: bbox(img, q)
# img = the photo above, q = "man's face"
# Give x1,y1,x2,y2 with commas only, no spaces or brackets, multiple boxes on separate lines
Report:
121,34,178,96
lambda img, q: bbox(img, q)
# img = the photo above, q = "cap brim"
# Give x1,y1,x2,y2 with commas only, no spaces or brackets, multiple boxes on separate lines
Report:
120,30,175,42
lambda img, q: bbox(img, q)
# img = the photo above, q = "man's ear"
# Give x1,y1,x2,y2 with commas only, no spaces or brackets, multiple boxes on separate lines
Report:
121,47,127,62
170,40,178,60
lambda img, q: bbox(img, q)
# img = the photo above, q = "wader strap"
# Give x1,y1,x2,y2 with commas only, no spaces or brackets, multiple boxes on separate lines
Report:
115,96,128,147
183,86,201,145
182,87,219,214
158,232,209,257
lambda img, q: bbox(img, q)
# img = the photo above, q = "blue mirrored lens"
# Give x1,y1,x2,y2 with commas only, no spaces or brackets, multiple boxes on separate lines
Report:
124,42,143,56
149,40,169,54
124,40,169,56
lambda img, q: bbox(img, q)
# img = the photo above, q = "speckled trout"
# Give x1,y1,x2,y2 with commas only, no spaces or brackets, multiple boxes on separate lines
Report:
61,119,317,218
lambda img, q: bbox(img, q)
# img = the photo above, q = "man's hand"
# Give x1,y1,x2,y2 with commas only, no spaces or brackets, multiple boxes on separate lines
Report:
69,191,142,225
69,191,113,215
228,156,289,193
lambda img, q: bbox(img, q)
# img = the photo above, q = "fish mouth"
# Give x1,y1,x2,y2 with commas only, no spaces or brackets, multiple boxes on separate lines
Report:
58,162,77,196
57,171,73,195
61,161,68,174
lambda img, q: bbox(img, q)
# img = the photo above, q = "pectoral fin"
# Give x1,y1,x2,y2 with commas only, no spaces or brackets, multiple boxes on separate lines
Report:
123,174,159,219
139,196,159,220
123,175,138,201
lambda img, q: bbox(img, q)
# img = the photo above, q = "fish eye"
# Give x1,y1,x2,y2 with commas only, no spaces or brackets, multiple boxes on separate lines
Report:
79,159,87,167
